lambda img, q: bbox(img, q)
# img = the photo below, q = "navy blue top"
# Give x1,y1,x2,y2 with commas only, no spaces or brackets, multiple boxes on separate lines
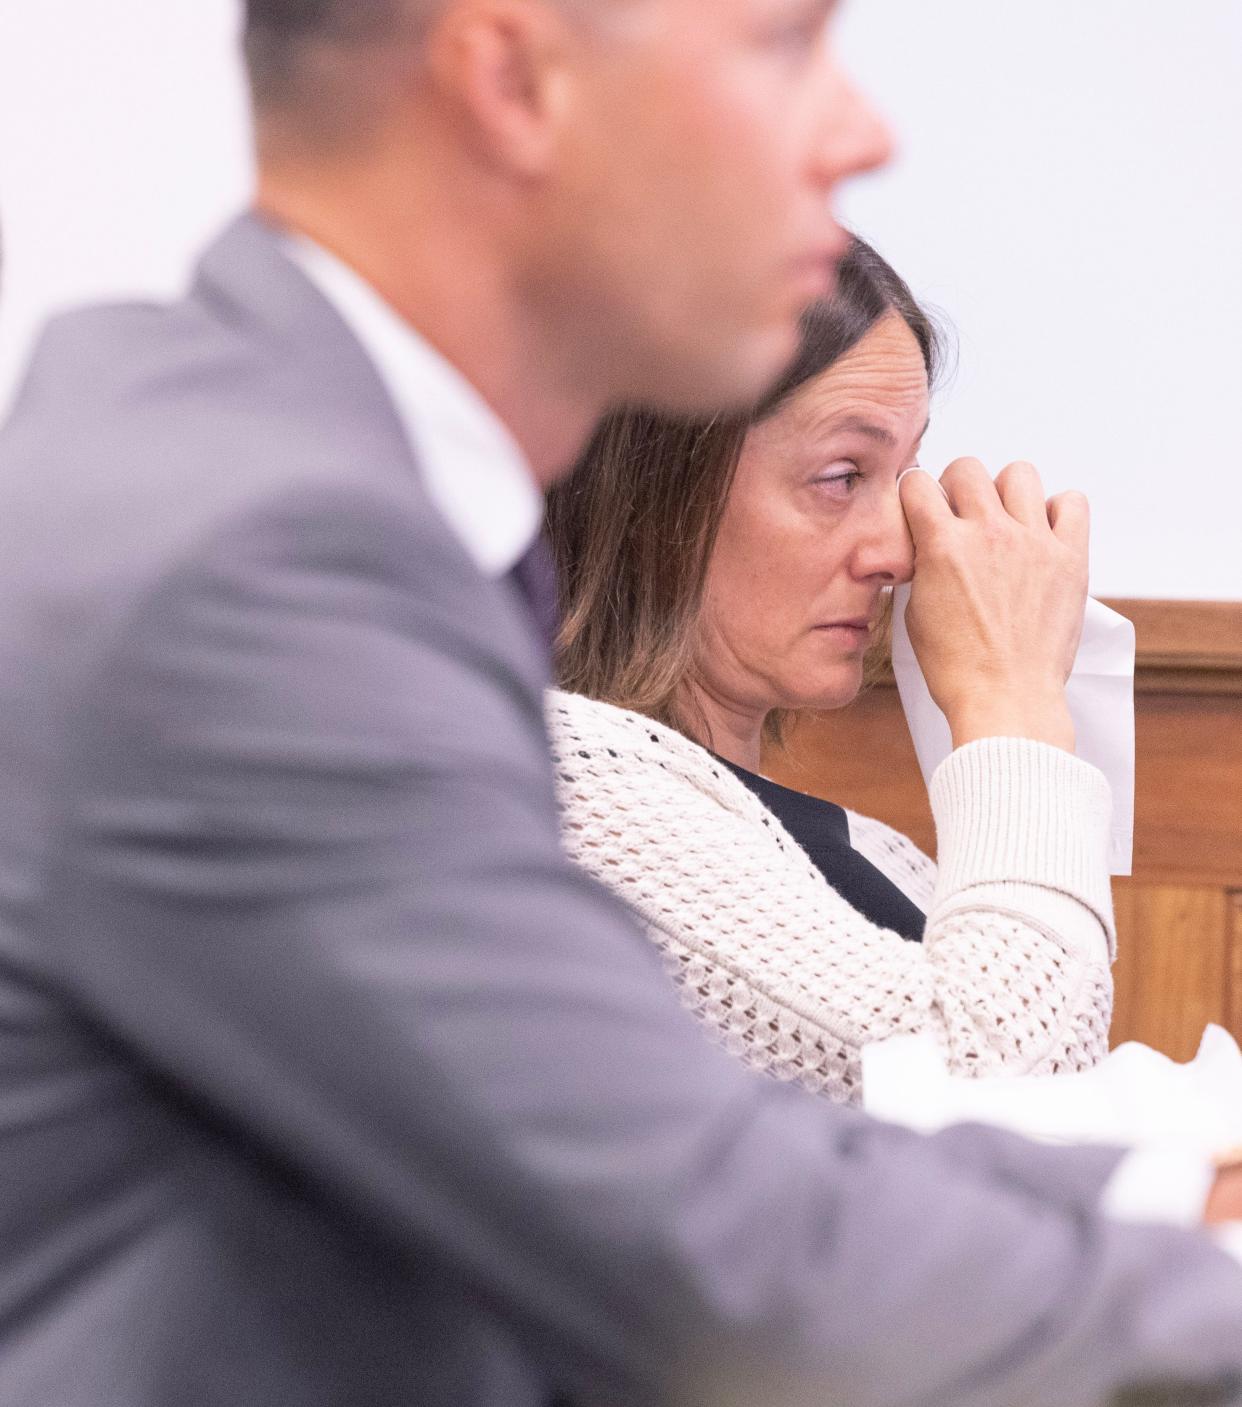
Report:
718,759,926,943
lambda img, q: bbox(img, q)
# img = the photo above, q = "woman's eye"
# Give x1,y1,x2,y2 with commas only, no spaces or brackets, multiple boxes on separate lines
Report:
814,467,864,497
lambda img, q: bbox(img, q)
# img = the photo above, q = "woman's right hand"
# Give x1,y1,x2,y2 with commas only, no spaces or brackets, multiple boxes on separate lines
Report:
897,458,1089,753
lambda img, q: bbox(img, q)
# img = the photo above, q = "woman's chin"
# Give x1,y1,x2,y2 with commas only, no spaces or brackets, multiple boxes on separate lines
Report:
780,665,865,714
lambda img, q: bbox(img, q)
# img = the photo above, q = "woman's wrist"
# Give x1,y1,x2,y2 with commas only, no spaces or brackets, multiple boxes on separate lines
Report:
946,687,1075,753
928,733,1116,949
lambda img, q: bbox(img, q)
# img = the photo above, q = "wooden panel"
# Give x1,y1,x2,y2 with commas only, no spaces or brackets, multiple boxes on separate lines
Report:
1130,693,1242,885
1232,892,1242,1040
1106,598,1242,679
1110,884,1231,1061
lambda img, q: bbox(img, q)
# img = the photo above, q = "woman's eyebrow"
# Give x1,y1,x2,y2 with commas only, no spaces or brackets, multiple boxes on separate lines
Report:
825,415,897,446
814,415,932,447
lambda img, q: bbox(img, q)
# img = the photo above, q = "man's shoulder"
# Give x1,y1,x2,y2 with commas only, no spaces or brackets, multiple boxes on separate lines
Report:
0,275,543,761
4,279,413,508
0,270,457,617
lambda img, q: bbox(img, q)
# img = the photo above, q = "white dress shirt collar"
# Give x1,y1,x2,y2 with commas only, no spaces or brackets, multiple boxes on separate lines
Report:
282,235,543,579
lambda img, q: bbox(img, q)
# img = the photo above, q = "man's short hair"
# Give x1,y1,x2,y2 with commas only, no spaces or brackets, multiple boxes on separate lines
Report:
244,0,408,110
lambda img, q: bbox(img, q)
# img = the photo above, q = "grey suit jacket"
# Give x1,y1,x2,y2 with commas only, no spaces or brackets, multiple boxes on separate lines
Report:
0,215,1239,1407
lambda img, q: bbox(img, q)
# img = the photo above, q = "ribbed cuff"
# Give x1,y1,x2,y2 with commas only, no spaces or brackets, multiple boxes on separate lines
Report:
929,737,1115,943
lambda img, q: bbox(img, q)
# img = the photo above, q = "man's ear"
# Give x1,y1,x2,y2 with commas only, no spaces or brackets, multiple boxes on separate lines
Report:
424,0,575,177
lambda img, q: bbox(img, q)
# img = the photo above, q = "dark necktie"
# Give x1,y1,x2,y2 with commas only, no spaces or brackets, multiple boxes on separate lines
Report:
507,534,560,654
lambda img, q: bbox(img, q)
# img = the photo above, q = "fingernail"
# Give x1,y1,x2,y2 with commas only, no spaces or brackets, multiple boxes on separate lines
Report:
896,467,950,503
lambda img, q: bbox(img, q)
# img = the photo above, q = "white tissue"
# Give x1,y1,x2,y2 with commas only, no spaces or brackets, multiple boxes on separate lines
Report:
862,1025,1242,1156
863,1026,1242,1260
890,586,1136,875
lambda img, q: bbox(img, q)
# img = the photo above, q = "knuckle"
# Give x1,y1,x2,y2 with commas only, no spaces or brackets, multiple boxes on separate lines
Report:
941,456,985,488
997,460,1043,495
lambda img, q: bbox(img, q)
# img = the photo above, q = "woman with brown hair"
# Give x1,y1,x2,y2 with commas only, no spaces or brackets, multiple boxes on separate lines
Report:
544,238,1115,1102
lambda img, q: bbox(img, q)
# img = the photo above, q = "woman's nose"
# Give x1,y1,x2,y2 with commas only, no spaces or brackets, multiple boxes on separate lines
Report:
853,487,915,584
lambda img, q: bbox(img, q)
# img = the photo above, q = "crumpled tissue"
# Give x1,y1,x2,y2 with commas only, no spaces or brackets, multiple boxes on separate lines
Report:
862,1025,1242,1259
863,1024,1242,1155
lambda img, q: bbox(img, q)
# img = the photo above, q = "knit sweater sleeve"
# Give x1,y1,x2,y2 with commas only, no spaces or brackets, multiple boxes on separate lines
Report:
546,689,1115,1105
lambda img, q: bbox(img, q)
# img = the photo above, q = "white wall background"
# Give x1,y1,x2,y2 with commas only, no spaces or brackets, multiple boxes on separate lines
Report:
0,1,253,400
836,1,1242,601
1,1,1239,599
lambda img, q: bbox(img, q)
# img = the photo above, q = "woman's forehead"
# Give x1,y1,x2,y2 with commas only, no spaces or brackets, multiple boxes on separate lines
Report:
778,324,929,439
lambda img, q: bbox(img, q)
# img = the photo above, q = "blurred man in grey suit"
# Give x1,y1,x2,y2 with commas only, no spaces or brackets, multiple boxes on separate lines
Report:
0,1,1240,1404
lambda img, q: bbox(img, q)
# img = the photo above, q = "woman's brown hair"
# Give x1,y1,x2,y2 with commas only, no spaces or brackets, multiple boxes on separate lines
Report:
545,237,943,743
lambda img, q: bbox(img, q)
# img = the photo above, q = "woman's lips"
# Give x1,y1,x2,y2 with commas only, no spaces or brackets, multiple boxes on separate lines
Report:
815,621,872,647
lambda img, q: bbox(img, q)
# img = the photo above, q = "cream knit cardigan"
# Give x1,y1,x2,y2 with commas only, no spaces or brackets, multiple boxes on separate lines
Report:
547,688,1116,1104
